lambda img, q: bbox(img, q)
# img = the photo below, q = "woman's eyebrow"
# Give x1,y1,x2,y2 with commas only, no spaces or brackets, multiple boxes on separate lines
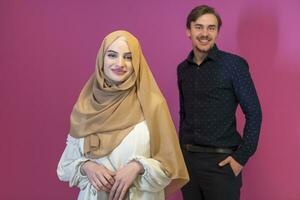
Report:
107,50,117,53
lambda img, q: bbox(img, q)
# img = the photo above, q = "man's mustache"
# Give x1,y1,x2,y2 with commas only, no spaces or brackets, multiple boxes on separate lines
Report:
197,36,211,41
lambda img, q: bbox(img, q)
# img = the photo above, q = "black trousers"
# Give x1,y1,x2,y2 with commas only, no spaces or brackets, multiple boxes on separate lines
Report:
182,149,242,200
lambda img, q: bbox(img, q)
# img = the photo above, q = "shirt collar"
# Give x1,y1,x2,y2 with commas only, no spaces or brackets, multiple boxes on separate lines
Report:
187,44,219,64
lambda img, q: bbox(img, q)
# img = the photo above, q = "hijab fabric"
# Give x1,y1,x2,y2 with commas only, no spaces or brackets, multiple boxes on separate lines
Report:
69,30,189,191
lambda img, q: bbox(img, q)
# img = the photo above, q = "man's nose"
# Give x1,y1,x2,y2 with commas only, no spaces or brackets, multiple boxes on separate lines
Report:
202,28,208,36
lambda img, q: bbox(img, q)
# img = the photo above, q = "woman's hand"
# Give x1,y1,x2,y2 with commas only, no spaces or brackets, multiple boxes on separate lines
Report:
108,161,144,200
81,161,115,192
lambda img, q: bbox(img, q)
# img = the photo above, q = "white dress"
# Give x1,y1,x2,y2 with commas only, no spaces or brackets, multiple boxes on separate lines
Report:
57,121,171,200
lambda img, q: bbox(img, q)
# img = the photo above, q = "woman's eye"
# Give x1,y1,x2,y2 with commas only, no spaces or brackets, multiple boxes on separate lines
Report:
107,53,117,58
124,55,132,60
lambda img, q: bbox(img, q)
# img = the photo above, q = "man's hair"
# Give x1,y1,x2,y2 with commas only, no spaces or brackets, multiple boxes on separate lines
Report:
186,5,222,30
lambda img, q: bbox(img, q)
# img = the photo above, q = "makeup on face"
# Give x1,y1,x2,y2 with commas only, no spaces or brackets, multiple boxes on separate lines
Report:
103,38,134,84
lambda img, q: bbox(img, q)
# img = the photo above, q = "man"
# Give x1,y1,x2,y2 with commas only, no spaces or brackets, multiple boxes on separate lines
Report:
177,5,262,200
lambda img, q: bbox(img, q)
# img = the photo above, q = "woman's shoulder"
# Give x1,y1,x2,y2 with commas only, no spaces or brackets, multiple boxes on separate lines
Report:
66,134,83,145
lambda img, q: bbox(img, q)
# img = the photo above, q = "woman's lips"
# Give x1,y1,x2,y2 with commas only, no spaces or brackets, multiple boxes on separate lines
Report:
111,68,127,75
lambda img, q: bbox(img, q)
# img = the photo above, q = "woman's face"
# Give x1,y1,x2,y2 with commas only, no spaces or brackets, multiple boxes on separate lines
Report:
103,37,133,84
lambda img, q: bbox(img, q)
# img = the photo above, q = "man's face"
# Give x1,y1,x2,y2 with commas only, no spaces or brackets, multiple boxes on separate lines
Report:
186,13,219,54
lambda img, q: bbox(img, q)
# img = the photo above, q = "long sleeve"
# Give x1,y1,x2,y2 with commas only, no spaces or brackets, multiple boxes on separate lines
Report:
231,59,262,165
127,156,171,192
57,121,171,199
57,135,91,191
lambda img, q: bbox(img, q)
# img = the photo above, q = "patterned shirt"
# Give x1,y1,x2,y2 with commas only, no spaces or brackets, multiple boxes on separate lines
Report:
177,45,262,165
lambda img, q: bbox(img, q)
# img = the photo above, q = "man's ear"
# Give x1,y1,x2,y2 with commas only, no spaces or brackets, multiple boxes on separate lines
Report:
186,29,191,38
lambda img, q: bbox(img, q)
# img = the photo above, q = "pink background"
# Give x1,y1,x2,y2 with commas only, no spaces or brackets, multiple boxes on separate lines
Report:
1,0,300,199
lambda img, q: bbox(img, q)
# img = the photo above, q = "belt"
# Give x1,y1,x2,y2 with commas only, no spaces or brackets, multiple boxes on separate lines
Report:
185,144,236,154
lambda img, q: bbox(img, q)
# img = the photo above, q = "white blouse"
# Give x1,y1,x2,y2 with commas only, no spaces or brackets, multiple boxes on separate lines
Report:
57,121,171,200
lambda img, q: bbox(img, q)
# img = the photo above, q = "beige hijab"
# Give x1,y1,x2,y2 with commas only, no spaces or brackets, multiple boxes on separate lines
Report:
69,30,189,191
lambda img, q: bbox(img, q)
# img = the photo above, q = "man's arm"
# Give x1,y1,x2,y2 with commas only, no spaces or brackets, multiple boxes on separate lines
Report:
230,58,262,166
177,65,185,134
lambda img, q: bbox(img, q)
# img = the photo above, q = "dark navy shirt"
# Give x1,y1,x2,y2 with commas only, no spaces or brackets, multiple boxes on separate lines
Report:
177,45,262,165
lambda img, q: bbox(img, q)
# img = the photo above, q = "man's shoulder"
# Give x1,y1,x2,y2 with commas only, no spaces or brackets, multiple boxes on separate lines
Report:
217,49,249,70
218,49,247,63
177,59,189,71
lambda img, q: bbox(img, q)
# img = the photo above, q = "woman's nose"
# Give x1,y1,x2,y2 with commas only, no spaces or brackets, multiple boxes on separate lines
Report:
117,57,125,67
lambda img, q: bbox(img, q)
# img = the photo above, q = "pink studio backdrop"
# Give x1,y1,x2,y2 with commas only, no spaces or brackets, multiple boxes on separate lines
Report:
1,0,300,199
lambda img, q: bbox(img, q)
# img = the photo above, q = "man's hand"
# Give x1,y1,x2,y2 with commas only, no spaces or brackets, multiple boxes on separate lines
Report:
81,161,115,192
109,161,144,200
218,156,243,176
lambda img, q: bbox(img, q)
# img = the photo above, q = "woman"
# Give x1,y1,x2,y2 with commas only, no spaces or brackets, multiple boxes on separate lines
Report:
57,30,189,200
